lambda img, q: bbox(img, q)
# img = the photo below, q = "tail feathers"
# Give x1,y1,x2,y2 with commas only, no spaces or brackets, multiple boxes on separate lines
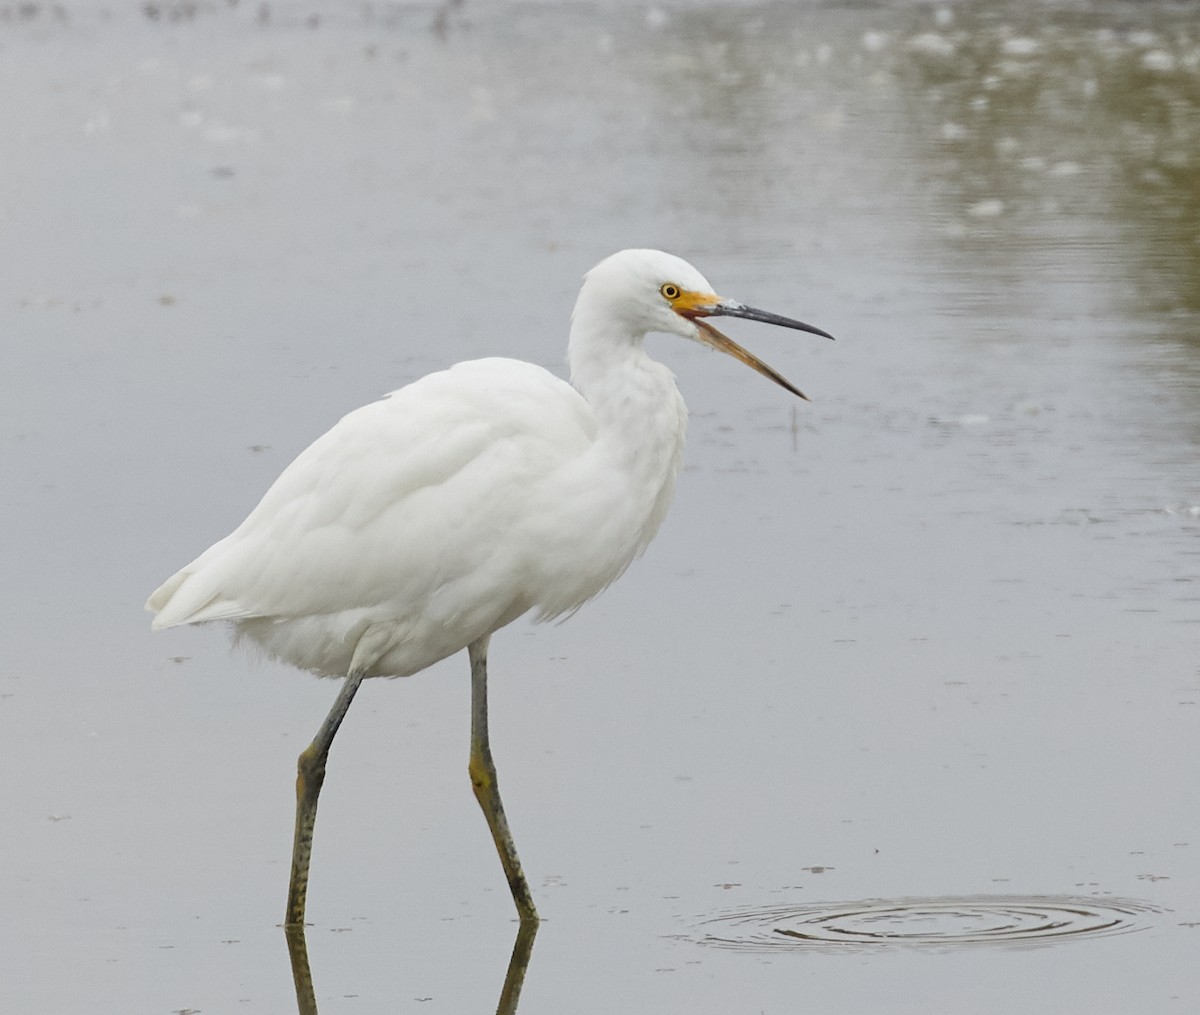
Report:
146,565,250,630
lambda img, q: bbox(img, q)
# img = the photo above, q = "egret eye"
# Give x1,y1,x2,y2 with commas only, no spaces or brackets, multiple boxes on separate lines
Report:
660,283,681,300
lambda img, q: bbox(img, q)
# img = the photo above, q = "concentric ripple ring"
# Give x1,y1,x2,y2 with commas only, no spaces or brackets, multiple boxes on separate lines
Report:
696,895,1160,951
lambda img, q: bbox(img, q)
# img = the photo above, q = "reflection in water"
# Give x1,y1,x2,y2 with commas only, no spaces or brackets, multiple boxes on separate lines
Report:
889,4,1200,356
494,922,539,1015
285,919,538,1014
616,0,1200,401
698,895,1160,952
285,925,318,1015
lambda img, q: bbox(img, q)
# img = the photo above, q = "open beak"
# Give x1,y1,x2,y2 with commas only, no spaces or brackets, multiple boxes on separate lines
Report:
680,297,833,402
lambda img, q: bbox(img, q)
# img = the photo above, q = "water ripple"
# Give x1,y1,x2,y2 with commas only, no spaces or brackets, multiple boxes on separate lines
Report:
696,895,1161,952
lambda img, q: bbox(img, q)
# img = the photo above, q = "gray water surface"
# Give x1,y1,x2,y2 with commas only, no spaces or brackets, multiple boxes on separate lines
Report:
2,2,1198,1013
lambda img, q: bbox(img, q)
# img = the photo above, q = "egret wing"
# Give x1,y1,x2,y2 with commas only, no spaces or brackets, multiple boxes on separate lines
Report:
147,358,595,632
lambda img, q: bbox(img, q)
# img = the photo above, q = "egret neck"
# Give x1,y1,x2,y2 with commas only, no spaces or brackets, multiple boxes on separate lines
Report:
567,296,689,543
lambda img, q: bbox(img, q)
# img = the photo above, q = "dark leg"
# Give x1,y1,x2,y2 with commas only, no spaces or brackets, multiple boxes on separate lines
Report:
285,669,366,928
496,918,539,1015
284,922,318,1015
468,637,539,924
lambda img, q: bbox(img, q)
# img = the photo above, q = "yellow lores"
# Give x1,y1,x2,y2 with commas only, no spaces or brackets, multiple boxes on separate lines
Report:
659,280,825,400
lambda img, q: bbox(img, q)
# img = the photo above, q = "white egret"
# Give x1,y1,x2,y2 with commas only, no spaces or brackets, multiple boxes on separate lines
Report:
146,248,832,928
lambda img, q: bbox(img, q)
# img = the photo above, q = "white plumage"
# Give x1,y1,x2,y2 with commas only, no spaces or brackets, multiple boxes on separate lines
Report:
149,354,679,677
146,248,831,928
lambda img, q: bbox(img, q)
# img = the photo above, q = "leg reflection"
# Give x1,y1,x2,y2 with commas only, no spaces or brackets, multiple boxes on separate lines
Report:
285,922,318,1015
282,917,539,1015
496,919,538,1015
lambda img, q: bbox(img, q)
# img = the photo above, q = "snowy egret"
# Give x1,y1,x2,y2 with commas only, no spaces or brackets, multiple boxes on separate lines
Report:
146,248,832,927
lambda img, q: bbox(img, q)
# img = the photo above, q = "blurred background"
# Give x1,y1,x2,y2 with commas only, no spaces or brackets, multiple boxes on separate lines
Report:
1,1,1197,1012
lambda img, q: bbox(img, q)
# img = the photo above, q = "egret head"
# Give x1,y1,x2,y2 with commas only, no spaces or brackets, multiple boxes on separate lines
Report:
578,248,833,400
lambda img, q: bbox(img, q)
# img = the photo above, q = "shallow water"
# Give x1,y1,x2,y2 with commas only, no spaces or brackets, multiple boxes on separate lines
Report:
696,894,1162,950
2,1,1198,1012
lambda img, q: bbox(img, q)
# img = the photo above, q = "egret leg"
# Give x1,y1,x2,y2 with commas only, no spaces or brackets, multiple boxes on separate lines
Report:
285,668,365,928
468,637,539,924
